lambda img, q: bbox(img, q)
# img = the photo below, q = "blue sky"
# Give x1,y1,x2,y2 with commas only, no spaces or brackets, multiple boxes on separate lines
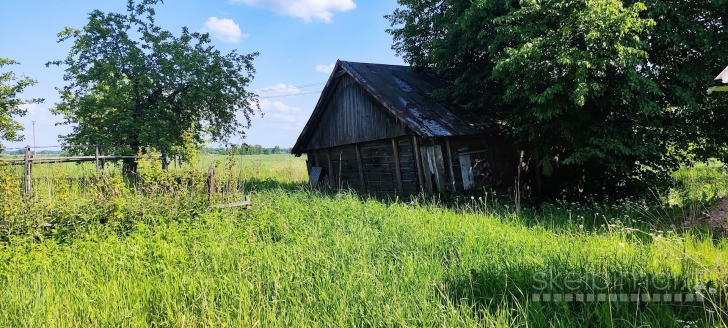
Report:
0,0,405,149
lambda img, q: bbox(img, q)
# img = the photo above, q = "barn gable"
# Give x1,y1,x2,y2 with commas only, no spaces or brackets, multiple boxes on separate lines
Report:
290,60,517,195
302,74,408,150
292,60,498,155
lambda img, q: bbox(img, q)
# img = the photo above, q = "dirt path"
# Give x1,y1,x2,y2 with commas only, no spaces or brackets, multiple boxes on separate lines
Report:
700,197,728,236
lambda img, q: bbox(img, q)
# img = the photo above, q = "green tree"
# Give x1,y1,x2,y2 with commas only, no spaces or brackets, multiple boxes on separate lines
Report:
628,0,728,163
0,58,43,148
49,0,259,170
387,0,728,197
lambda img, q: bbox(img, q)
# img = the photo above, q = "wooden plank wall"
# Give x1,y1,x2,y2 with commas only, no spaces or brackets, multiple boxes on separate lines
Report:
308,136,419,194
305,75,407,150
445,137,518,191
308,135,520,194
392,137,419,194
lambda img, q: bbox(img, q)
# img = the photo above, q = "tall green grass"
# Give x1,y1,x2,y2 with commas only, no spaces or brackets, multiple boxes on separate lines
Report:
0,155,726,327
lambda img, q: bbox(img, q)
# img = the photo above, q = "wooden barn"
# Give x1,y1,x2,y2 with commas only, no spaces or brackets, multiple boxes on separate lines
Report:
291,60,520,194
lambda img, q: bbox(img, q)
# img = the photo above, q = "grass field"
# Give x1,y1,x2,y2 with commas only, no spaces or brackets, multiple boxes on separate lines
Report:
0,154,727,327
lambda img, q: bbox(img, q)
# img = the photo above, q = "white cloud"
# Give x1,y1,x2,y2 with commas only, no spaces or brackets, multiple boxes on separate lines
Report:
316,63,335,73
231,0,356,22
254,84,301,96
242,99,310,146
200,17,249,43
259,99,307,123
19,103,39,113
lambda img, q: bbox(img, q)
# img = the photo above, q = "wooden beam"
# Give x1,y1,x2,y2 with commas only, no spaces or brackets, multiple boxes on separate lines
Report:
425,145,446,192
355,143,367,192
95,144,100,171
335,69,347,78
445,138,457,192
412,136,426,193
0,155,139,165
326,148,335,188
23,146,31,195
458,149,488,156
313,150,320,167
161,147,168,171
305,155,312,175
214,195,252,209
206,167,215,201
458,148,474,191
420,147,434,192
391,138,403,193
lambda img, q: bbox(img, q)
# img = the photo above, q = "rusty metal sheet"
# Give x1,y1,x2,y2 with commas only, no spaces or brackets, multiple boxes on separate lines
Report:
340,61,495,137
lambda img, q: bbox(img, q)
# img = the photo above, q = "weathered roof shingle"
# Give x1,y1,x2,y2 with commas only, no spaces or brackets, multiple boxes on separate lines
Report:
292,60,497,154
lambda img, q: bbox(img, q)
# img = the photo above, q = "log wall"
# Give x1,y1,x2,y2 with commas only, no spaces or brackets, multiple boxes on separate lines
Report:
307,136,420,194
306,135,518,195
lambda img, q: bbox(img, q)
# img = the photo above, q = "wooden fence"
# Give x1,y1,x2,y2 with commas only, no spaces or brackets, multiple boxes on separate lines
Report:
1,145,251,208
1,145,168,195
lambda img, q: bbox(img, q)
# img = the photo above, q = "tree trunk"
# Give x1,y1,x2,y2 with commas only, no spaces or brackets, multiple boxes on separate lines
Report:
122,143,141,175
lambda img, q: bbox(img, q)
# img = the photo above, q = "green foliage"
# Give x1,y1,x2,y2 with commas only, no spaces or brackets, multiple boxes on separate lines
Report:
202,144,290,155
631,0,728,164
0,156,727,326
386,0,728,197
0,58,43,147
48,0,260,156
0,164,23,237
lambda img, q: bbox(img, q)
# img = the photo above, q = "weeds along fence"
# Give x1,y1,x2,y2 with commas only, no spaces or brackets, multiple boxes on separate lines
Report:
0,145,251,205
0,145,172,196
0,145,255,228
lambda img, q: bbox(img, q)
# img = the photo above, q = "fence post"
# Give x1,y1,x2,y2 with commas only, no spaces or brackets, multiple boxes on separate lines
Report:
206,167,215,201
161,147,168,171
95,144,100,171
23,145,31,196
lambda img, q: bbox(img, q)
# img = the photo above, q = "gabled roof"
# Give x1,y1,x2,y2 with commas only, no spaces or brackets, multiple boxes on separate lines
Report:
291,60,497,154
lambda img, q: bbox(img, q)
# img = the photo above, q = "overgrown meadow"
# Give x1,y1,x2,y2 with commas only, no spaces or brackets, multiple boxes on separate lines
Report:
0,153,727,327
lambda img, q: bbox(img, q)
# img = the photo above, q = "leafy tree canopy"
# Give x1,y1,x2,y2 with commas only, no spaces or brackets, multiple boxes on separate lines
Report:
0,58,43,148
49,0,259,161
387,0,728,197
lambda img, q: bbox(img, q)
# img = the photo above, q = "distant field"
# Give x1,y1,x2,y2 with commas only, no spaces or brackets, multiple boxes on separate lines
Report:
0,154,726,327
